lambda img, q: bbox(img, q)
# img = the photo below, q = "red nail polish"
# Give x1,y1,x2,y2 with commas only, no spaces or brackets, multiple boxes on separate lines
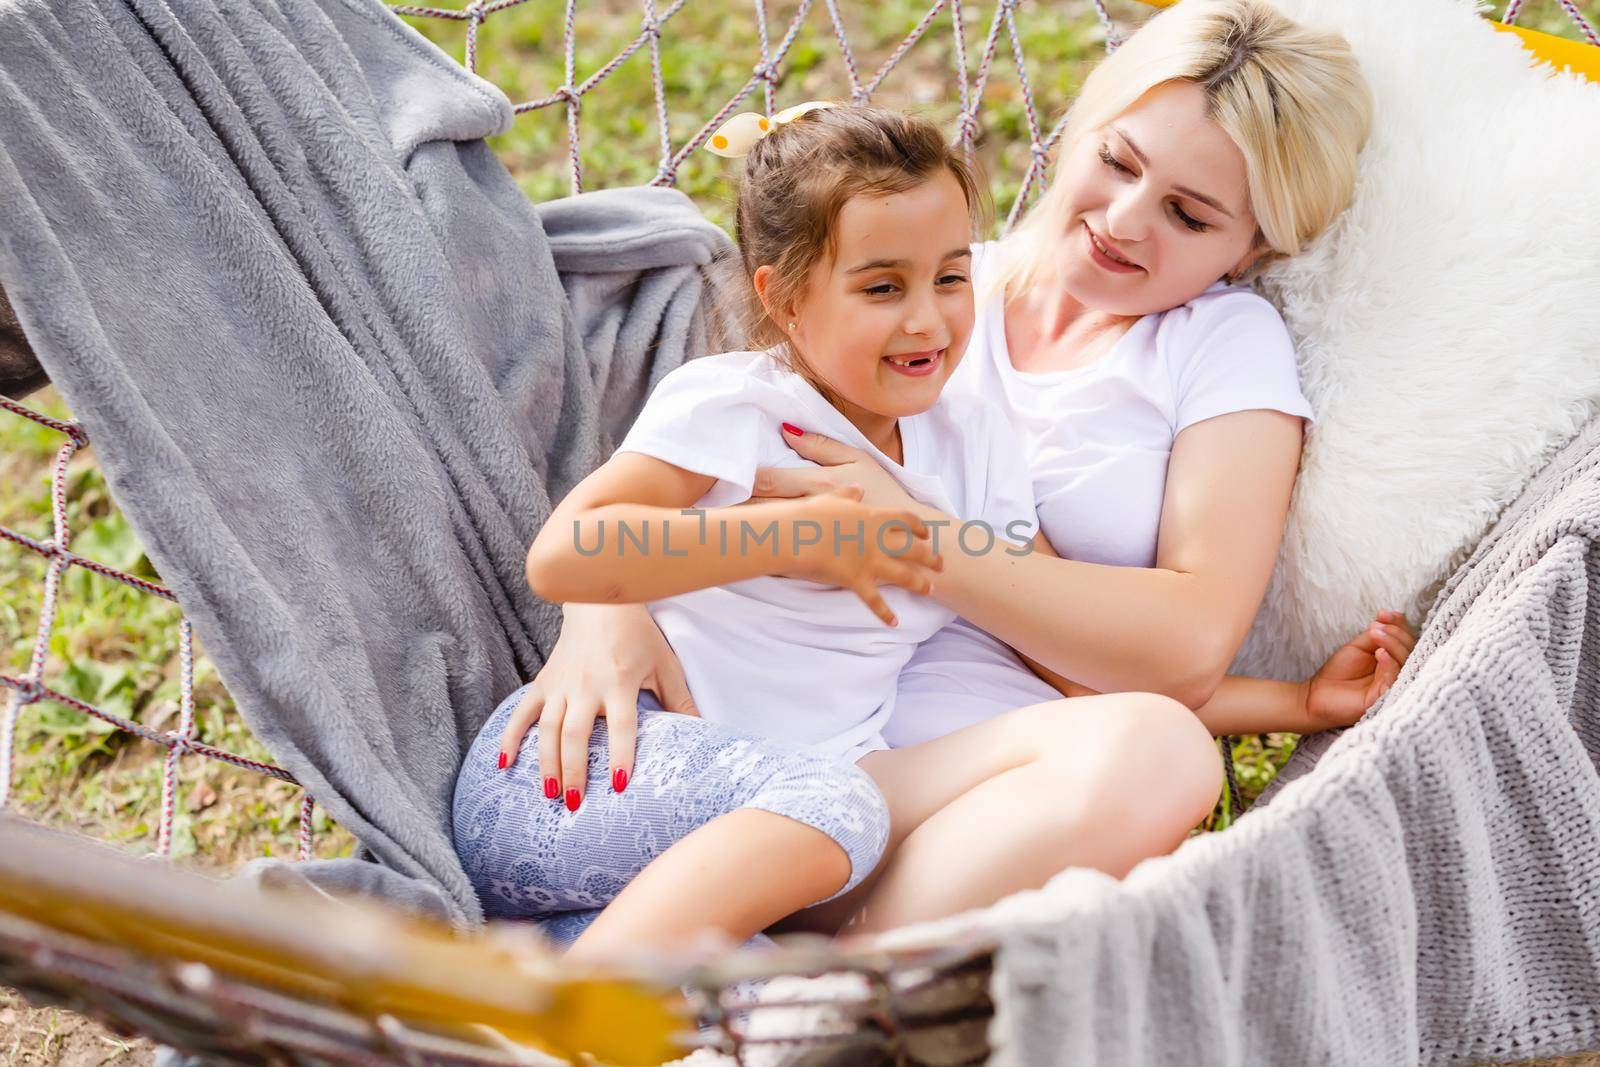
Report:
781,422,803,436
613,768,628,793
543,777,559,799
496,751,508,770
565,788,581,812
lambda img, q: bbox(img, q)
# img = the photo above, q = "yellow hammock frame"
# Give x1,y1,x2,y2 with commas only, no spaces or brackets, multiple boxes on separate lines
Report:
1489,18,1600,81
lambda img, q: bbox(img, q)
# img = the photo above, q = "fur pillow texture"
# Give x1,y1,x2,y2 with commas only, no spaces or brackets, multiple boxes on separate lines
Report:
1229,0,1600,680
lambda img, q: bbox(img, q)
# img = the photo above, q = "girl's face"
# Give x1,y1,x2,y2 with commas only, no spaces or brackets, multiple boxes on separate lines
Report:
765,170,976,425
1050,79,1265,316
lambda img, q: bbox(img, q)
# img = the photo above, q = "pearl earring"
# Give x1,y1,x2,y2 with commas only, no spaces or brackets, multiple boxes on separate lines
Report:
787,322,796,331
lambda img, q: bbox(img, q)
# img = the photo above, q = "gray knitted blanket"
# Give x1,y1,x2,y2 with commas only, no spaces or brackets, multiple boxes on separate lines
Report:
0,0,732,925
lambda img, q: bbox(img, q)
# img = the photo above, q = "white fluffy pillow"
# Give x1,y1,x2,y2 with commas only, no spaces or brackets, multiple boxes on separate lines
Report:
1229,0,1600,680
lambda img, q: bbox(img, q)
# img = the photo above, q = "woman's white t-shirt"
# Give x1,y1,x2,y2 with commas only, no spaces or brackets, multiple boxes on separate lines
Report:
615,347,1040,761
884,240,1316,748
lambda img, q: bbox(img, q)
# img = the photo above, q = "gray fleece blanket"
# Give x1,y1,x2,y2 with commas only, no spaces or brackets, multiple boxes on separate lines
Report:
0,0,733,926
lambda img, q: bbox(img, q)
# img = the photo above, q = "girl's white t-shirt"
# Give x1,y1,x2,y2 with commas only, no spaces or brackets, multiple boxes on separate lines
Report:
884,240,1316,748
615,347,1040,761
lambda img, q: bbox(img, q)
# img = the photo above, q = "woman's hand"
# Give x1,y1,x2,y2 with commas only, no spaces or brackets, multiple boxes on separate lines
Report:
776,485,944,627
748,426,918,510
1302,610,1417,731
498,602,699,810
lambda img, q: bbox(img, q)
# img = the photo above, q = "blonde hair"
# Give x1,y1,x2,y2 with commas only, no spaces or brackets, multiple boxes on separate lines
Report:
713,104,990,399
981,0,1372,307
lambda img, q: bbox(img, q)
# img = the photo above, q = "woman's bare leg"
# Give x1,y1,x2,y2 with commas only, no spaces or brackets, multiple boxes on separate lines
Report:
566,810,851,962
773,692,1221,937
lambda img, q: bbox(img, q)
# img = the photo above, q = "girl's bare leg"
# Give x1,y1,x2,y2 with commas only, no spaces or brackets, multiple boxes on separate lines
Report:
775,692,1222,938
565,810,851,962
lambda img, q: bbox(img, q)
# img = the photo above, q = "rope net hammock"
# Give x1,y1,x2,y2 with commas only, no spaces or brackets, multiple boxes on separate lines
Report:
1,0,1598,1064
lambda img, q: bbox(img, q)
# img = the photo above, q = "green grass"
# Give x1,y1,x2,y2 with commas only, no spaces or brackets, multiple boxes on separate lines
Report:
1,386,352,868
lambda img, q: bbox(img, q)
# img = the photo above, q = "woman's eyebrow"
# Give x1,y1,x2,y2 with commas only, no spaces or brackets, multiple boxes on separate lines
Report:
845,249,973,275
1109,126,1237,220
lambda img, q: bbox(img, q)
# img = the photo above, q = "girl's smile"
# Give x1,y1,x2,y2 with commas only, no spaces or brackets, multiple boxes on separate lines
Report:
882,346,947,376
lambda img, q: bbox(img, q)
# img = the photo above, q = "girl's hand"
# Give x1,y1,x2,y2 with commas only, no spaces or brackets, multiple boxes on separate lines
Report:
498,602,699,810
1303,610,1417,731
748,426,918,510
775,485,944,627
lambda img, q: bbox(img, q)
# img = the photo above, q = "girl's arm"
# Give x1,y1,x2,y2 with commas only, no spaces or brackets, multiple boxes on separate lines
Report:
527,451,784,603
526,452,944,625
759,409,1305,709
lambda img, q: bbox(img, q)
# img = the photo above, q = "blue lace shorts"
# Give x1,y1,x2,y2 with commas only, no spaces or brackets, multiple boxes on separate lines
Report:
451,683,891,932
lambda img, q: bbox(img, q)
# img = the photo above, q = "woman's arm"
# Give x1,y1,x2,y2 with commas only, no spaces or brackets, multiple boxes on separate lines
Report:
1018,609,1413,735
758,412,1410,732
909,410,1304,708
754,410,1303,709
1017,650,1305,732
1002,513,1412,732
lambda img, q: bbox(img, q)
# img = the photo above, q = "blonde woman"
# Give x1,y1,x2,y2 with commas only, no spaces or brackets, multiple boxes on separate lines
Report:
488,0,1403,943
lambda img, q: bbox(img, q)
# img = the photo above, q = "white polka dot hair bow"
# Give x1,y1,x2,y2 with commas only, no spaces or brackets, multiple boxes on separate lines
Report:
704,100,837,158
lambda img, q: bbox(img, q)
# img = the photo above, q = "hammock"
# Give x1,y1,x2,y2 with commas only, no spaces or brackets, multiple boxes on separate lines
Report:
1,0,1599,1063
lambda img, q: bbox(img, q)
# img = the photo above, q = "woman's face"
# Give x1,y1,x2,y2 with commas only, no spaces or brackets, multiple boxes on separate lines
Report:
1050,79,1265,316
769,169,976,424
